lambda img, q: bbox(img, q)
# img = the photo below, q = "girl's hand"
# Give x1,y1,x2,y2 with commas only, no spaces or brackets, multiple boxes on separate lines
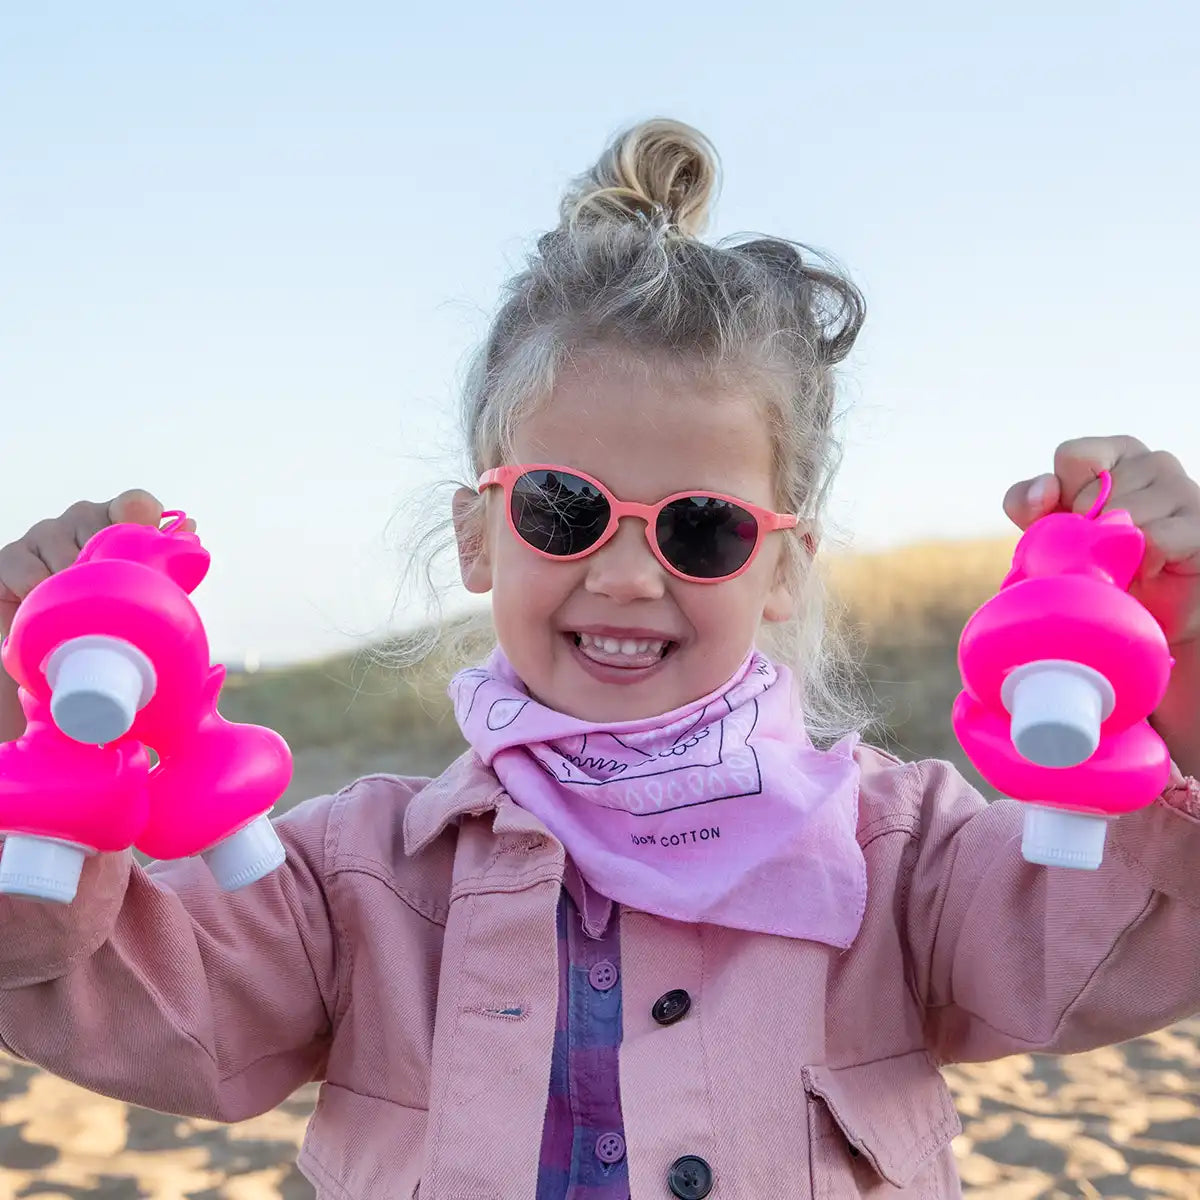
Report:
0,490,196,640
1002,436,1200,777
1002,436,1200,646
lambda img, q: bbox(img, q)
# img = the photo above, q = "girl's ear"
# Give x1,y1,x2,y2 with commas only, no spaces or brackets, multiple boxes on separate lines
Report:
452,486,493,594
762,570,795,622
762,528,817,623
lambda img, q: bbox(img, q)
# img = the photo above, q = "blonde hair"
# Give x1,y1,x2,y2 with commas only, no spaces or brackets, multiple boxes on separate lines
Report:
382,117,875,744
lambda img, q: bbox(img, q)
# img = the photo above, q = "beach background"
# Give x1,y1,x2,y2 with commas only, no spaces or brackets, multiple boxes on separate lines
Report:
0,540,1197,1199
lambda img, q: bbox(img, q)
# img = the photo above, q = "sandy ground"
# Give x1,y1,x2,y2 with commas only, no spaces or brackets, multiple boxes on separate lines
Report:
0,1018,1196,1198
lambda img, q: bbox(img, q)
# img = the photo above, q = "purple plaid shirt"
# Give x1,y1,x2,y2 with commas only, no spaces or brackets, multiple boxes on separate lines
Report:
536,863,629,1199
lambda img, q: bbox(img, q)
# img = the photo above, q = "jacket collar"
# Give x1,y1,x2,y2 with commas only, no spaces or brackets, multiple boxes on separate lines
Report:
402,750,554,856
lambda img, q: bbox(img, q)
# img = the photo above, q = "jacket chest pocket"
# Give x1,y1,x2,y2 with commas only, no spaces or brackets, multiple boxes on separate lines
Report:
801,1052,963,1199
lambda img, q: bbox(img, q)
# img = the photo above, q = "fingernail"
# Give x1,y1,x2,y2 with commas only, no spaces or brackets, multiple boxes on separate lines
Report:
1028,474,1054,508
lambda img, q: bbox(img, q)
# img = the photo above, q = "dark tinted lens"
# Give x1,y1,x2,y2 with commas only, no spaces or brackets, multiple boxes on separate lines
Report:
657,496,758,578
510,470,610,556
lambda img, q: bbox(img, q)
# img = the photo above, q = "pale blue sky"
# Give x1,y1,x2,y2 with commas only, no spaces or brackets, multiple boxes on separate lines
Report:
3,3,1197,667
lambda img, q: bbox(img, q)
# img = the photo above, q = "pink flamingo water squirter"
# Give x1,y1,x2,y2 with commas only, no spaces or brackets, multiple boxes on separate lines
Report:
953,471,1174,870
0,511,291,903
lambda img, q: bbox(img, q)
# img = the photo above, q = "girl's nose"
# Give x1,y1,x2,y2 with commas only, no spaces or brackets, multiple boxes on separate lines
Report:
583,518,667,602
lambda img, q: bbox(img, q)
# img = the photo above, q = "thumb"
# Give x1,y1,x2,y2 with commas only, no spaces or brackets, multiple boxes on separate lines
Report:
105,489,196,532
107,488,166,526
1003,472,1061,531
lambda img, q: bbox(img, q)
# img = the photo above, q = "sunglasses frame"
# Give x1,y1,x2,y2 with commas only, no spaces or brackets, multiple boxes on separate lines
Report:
477,463,800,583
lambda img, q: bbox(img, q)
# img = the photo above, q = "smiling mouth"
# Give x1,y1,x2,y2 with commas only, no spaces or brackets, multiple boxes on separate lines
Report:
569,631,676,668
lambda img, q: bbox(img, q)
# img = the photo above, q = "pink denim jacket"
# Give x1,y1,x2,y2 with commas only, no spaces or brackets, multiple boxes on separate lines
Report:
1,743,1199,1199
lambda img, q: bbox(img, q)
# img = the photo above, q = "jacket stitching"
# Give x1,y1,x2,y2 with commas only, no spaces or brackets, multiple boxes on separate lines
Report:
1051,890,1159,1040
321,1080,430,1109
325,791,354,1032
216,1042,328,1088
0,850,137,991
327,870,356,1031
903,759,951,1012
804,1058,959,1183
296,1142,356,1200
696,926,723,1180
1110,811,1200,913
426,893,475,1185
858,812,919,846
279,825,338,1033
330,858,450,927
449,864,564,900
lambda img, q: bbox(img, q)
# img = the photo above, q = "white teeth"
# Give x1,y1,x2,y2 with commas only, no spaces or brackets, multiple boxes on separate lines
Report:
575,632,668,661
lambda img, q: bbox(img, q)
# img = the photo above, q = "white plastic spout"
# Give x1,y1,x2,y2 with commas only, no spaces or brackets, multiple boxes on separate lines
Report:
1021,804,1109,870
0,834,93,902
44,635,157,745
200,813,286,891
1002,660,1114,768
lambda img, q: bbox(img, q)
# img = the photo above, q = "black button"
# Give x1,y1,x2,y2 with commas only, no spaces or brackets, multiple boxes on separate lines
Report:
651,988,691,1025
668,1154,713,1199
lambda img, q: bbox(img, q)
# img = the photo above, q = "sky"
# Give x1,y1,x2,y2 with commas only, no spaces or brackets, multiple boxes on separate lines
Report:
2,2,1197,668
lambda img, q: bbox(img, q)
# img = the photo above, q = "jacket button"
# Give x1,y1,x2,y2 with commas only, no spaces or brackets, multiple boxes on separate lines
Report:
668,1154,713,1199
651,988,691,1025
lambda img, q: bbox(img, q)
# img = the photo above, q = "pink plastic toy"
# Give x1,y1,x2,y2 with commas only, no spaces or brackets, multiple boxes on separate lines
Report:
953,471,1174,870
0,511,292,903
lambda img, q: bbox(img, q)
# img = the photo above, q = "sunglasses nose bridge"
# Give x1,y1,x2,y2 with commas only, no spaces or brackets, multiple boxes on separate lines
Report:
583,510,670,598
609,501,663,556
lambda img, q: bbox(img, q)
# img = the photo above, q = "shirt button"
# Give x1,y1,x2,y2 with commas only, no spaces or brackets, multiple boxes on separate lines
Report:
595,1131,626,1164
668,1154,713,1199
651,988,691,1025
588,960,619,991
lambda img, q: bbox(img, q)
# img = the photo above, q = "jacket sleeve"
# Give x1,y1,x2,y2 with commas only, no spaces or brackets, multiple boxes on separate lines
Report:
0,790,340,1122
902,756,1200,1064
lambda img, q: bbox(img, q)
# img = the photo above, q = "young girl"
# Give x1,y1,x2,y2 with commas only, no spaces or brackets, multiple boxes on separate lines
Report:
1,118,1199,1200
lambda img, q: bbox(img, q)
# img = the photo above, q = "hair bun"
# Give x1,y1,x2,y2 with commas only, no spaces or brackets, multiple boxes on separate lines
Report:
559,117,720,240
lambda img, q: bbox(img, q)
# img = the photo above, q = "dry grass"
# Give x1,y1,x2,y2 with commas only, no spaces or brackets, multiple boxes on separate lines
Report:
822,536,1017,641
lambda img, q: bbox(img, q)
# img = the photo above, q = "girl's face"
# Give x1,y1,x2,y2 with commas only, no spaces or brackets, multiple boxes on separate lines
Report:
454,354,797,722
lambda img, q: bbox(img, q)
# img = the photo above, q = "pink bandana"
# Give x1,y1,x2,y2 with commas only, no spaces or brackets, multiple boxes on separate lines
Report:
450,648,867,946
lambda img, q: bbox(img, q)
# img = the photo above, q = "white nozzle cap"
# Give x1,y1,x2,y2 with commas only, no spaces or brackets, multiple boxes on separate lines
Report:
200,814,286,891
0,835,92,903
1021,804,1109,870
1003,660,1113,768
45,636,157,746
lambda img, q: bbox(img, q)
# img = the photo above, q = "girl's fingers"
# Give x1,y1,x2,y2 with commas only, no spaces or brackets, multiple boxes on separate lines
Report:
1111,473,1189,531
26,519,86,574
1141,514,1200,577
0,490,190,640
0,548,52,639
1053,435,1149,513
